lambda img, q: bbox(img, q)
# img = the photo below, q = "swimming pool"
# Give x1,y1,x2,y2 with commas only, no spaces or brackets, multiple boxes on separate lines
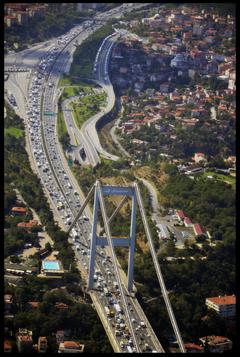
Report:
42,261,60,270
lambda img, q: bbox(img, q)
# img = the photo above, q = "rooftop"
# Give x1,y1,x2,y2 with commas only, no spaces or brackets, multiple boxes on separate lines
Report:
206,295,236,306
200,336,232,345
185,343,204,351
176,210,186,219
4,340,12,351
11,206,27,213
193,223,204,235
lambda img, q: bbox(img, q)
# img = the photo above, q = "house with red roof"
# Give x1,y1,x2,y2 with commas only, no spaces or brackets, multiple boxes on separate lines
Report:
199,336,233,353
193,152,207,164
184,217,193,227
193,223,204,236
58,341,84,353
4,340,12,353
184,343,204,353
205,295,236,318
176,210,186,222
17,219,38,228
11,207,27,215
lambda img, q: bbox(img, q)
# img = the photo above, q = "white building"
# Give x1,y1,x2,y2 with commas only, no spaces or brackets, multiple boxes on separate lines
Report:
193,152,207,164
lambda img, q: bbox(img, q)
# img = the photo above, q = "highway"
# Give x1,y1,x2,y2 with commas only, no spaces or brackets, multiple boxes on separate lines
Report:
4,3,182,353
80,33,120,162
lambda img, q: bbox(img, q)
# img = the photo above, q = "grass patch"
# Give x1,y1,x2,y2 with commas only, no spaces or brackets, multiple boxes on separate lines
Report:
4,126,23,138
71,91,107,129
58,74,95,88
57,109,70,150
61,85,94,100
57,110,67,137
203,171,236,187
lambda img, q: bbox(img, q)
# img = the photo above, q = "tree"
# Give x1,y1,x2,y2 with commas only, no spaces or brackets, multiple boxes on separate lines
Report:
196,234,207,243
44,242,52,252
165,240,176,256
10,255,22,264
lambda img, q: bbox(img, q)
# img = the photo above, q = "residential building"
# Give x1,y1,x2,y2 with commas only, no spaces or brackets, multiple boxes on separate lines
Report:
176,210,186,222
17,219,38,228
5,263,37,276
27,301,40,310
184,217,193,227
159,83,170,93
58,341,85,353
170,53,188,69
4,340,12,353
193,223,204,236
38,336,48,353
55,302,68,310
4,294,13,313
11,206,27,215
77,3,102,11
199,336,233,353
16,329,33,353
184,343,204,353
4,15,18,27
226,156,236,167
205,295,236,318
40,259,64,278
193,152,207,163
16,11,28,25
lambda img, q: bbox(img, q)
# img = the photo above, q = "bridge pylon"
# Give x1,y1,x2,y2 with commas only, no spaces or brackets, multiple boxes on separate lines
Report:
88,182,137,292
68,180,186,352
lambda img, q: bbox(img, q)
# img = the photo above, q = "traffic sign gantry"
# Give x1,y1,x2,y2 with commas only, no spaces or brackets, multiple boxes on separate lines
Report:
44,112,56,116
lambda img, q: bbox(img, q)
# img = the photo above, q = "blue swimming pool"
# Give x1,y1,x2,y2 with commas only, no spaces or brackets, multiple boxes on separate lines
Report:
42,261,60,270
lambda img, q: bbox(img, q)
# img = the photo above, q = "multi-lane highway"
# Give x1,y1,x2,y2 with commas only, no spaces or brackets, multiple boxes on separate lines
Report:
81,32,120,162
4,3,183,353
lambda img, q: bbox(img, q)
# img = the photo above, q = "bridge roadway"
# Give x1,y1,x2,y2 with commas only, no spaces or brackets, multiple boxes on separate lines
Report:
4,4,166,353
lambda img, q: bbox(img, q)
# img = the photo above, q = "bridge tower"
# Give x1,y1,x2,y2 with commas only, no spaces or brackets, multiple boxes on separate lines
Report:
67,180,186,352
88,182,137,292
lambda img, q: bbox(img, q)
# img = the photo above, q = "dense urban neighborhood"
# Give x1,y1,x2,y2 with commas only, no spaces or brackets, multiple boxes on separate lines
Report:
4,3,235,354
